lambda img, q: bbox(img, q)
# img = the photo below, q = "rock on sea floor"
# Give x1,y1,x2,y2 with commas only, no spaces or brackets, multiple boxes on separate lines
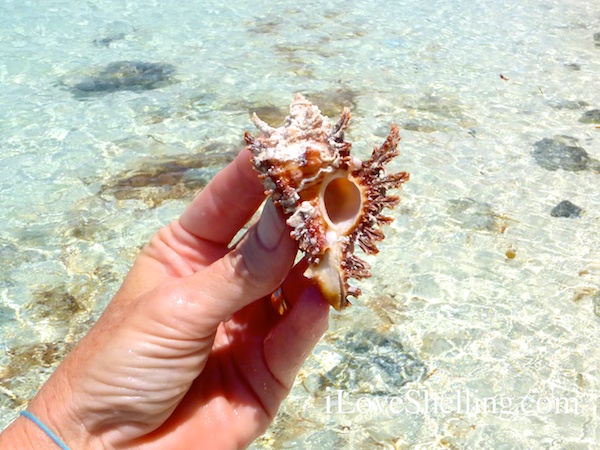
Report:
62,61,178,97
316,329,427,395
532,137,591,171
550,200,583,218
548,99,589,110
578,109,600,124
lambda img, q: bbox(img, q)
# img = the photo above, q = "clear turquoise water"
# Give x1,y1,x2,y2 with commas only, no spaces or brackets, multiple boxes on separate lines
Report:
1,0,600,447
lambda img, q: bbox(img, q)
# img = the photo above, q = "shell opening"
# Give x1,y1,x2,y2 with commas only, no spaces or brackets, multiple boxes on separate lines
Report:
322,176,362,234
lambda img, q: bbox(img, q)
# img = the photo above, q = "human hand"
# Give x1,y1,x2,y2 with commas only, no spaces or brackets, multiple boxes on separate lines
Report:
1,148,330,449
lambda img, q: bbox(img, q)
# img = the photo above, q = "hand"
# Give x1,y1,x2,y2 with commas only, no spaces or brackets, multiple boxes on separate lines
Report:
1,148,330,449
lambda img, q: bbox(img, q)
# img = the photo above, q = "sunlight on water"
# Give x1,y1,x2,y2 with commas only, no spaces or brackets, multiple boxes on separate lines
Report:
1,0,600,447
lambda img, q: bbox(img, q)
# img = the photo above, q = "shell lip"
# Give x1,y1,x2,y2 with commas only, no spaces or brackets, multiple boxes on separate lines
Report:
319,172,364,239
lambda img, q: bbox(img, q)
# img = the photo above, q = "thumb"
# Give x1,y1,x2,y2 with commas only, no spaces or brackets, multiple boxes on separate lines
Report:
183,200,298,325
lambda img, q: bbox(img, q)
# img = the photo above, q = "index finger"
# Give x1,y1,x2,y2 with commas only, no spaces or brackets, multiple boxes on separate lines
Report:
179,148,265,245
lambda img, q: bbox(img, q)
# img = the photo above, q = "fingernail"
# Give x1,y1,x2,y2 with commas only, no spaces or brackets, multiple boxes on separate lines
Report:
257,200,285,251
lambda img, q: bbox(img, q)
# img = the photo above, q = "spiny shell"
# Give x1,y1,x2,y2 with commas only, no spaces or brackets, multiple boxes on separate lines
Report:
245,93,409,310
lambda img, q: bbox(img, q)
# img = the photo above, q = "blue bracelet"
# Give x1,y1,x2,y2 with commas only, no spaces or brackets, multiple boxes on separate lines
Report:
19,410,70,450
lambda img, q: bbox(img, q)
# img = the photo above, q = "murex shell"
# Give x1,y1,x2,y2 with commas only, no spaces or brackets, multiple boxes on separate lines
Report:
245,93,409,310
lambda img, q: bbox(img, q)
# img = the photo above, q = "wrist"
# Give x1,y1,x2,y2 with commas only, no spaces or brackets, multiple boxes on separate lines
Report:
22,370,105,450
0,408,98,450
0,413,49,450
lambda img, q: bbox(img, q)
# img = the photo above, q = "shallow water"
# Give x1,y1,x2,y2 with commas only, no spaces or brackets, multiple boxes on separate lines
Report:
1,0,600,447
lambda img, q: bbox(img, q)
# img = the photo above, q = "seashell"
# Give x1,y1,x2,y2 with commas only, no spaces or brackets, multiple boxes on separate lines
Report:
244,93,409,310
